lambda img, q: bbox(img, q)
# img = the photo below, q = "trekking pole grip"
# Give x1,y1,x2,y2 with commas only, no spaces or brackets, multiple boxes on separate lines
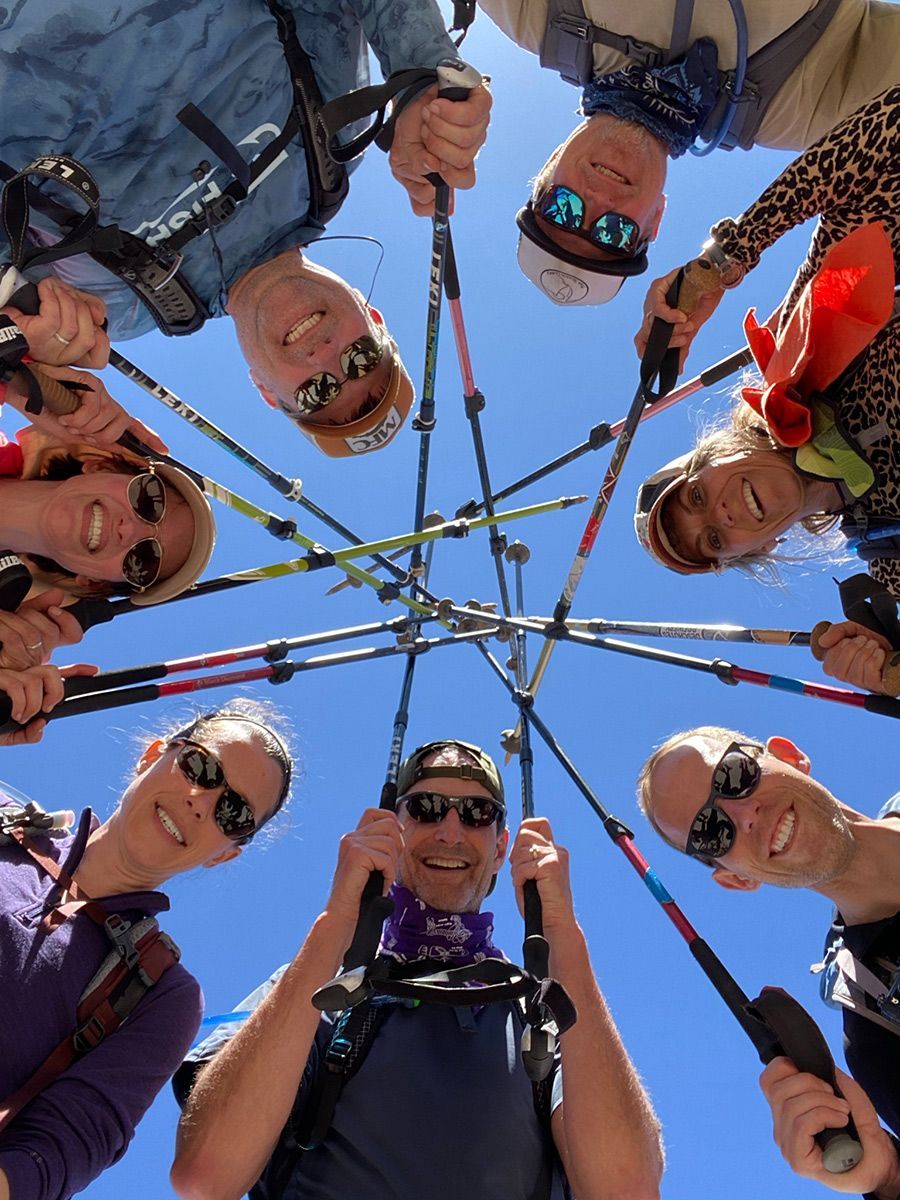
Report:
522,879,549,979
343,870,394,971
810,620,900,696
675,257,725,317
26,363,81,415
424,59,482,189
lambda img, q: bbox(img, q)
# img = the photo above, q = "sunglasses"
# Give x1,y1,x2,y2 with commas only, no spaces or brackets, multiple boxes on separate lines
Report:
537,186,645,258
401,791,505,830
292,333,386,418
686,742,764,863
121,472,167,590
174,740,257,842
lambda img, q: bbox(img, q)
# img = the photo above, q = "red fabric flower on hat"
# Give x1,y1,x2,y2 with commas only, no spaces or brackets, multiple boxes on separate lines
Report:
741,222,895,447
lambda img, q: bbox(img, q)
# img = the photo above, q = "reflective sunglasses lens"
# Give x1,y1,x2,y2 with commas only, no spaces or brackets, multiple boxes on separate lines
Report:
539,186,585,230
215,792,256,839
458,798,502,828
122,538,162,589
589,214,641,256
404,792,447,823
295,373,340,415
128,473,167,524
177,743,223,790
341,336,383,380
714,750,760,800
689,806,735,859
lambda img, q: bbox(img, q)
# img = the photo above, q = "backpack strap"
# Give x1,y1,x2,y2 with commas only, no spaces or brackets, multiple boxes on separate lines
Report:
0,834,180,1130
709,0,843,150
0,155,209,337
540,0,841,149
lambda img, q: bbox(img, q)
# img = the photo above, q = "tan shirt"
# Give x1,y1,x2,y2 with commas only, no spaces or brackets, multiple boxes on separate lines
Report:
477,0,900,149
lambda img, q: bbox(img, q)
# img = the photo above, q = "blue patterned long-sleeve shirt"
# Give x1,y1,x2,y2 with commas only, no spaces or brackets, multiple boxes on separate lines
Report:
0,0,457,338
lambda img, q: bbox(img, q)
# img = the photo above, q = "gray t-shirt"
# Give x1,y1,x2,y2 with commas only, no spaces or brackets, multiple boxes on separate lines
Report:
180,966,567,1200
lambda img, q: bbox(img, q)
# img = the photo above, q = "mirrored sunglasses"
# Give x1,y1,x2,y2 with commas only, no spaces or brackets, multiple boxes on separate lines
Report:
121,473,167,589
174,740,257,841
537,185,644,258
686,742,764,863
402,791,505,830
293,334,386,417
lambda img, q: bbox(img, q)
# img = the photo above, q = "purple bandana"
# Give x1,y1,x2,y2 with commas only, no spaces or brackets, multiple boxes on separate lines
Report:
379,885,506,966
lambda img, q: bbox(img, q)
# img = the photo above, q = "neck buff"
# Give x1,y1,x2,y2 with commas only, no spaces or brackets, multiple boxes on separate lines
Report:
581,39,719,159
379,884,506,965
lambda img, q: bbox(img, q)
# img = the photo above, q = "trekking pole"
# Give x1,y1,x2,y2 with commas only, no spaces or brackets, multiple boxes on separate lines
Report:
11,282,412,590
444,230,512,616
406,70,474,594
455,346,753,519
0,627,490,736
452,610,900,722
502,262,752,756
506,542,556,1082
60,614,431,697
476,640,863,1175
556,617,813,646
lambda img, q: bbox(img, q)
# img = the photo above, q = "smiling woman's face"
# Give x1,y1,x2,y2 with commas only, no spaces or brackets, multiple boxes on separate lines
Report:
36,467,195,587
661,451,807,566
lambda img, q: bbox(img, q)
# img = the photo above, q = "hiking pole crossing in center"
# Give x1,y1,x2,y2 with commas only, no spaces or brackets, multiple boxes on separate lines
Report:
444,230,512,617
503,260,748,757
458,611,900,723
506,540,557,1082
475,640,863,1175
0,626,493,736
455,346,753,520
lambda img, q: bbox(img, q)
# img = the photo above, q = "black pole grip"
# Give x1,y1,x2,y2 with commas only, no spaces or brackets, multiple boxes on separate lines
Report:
522,879,549,980
343,871,394,972
751,987,863,1175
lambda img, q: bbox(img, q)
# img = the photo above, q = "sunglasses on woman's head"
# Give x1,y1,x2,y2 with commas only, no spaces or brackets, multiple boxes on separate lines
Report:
401,791,504,829
292,333,385,417
121,472,167,590
686,741,764,863
537,186,645,258
173,740,257,841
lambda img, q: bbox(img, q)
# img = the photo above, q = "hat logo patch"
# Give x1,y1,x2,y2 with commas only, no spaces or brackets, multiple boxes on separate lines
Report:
345,405,402,453
540,269,588,304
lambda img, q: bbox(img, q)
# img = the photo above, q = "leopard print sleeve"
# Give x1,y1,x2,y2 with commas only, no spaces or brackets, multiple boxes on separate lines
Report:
869,557,900,601
709,86,900,318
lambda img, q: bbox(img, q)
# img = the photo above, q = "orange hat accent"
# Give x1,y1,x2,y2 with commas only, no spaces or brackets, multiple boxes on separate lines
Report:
741,222,895,447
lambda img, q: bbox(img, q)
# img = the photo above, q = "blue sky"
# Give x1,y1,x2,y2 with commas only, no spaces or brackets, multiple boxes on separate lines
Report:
7,9,898,1199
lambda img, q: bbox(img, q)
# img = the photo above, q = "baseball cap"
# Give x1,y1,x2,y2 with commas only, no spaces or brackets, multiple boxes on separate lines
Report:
396,739,505,809
634,453,715,575
294,335,414,459
516,200,648,307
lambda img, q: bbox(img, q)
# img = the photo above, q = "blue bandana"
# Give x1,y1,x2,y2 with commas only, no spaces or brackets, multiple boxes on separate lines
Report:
581,40,720,159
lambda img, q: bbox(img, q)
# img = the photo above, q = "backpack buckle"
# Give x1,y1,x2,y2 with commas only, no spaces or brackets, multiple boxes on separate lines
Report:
104,913,139,968
73,1013,108,1054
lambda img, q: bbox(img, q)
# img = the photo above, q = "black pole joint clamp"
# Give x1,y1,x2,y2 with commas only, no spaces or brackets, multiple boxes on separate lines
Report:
411,412,437,433
603,814,634,840
464,389,486,418
488,532,507,557
270,517,298,540
304,545,338,570
711,657,738,685
587,422,613,450
377,582,402,604
513,688,535,712
268,661,297,686
440,520,469,539
264,639,289,663
454,499,480,520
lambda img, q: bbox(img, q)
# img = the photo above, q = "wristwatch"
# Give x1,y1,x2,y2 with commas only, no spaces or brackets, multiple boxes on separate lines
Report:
701,237,745,289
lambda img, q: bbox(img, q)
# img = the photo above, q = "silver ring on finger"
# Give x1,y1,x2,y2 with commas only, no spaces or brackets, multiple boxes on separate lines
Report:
53,332,72,346
28,641,43,652
530,845,541,860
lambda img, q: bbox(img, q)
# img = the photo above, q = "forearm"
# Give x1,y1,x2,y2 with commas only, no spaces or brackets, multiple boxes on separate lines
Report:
550,924,663,1200
711,87,900,277
0,1168,8,1200
346,0,457,77
171,912,352,1200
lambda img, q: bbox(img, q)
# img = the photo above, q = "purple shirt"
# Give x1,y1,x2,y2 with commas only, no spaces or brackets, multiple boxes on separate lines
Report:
0,800,202,1200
